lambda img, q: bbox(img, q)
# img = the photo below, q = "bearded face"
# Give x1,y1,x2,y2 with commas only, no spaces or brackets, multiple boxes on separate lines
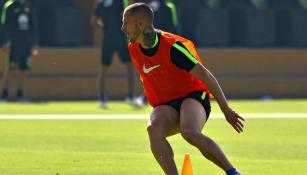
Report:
122,12,143,43
128,26,142,43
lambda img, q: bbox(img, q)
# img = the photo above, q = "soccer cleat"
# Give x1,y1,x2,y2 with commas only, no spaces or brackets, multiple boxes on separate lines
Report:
134,96,145,107
125,96,135,105
125,96,145,108
17,97,30,103
99,99,107,108
231,171,241,175
0,97,8,103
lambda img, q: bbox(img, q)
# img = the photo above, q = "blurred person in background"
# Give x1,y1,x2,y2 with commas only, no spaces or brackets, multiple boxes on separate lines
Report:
148,0,179,34
0,0,38,102
92,0,140,108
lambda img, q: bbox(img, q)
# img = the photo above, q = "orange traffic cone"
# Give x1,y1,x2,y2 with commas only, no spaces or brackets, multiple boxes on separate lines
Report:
181,153,193,175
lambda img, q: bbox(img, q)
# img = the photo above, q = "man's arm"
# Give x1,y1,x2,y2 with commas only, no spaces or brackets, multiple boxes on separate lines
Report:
91,2,104,28
30,5,38,45
0,0,13,54
170,42,244,132
190,63,244,133
30,4,39,56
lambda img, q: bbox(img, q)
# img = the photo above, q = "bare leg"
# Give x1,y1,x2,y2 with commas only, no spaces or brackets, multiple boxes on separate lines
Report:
16,69,26,92
125,63,135,97
2,69,13,91
180,98,234,172
1,68,13,98
147,105,180,175
98,65,109,99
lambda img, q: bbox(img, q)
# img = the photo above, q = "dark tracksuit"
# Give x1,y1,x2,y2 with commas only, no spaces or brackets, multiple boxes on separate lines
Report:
1,0,38,70
149,0,179,34
93,0,130,66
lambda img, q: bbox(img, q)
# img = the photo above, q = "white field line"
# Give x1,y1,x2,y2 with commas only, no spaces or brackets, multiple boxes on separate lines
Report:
0,113,306,120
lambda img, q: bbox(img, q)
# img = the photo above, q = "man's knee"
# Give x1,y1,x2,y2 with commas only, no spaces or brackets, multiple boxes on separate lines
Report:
99,66,109,76
147,122,161,138
181,129,201,145
147,118,166,139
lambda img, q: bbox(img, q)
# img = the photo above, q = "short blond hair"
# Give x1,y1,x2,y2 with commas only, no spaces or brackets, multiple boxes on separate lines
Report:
124,3,154,23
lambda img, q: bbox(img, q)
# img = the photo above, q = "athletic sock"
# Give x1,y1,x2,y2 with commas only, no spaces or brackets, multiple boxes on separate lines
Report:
1,89,8,98
226,168,239,175
16,89,23,99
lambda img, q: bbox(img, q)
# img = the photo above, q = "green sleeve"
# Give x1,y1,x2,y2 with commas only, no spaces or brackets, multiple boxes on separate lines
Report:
166,1,178,27
1,0,14,25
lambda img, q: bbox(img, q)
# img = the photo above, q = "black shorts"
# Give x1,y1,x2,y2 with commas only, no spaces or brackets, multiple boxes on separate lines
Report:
8,44,32,70
165,90,211,118
101,33,131,66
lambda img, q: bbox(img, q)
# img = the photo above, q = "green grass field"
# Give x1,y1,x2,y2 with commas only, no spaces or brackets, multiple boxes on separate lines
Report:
0,99,307,114
0,99,307,175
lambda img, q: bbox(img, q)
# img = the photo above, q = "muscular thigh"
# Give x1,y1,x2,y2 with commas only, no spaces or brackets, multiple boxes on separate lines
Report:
180,98,208,132
149,105,180,137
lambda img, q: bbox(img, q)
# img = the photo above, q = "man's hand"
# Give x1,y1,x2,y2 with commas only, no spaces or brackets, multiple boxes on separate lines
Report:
32,45,38,56
91,16,104,28
223,107,245,133
97,20,104,28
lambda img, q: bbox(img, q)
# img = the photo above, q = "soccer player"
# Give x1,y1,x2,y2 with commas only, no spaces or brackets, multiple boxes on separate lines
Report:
0,0,38,102
121,3,244,175
92,0,137,108
134,0,179,106
148,0,179,34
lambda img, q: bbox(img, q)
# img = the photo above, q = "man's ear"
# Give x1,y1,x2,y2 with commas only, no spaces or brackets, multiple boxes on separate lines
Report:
137,19,144,30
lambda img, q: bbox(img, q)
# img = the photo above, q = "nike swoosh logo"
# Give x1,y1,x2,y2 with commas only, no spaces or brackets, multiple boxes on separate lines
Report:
143,64,160,74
